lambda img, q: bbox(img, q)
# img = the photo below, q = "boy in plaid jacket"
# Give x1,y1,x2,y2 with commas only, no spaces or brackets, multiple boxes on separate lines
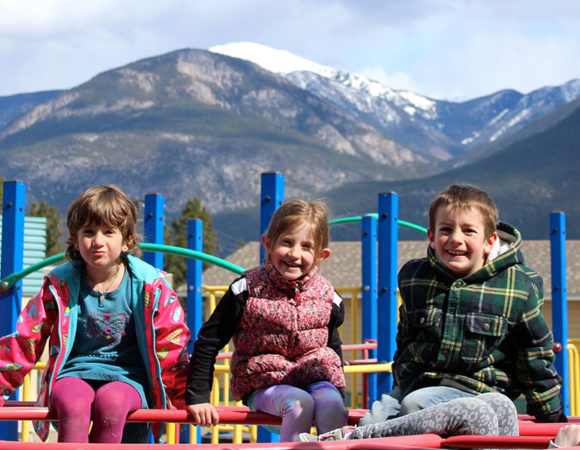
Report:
362,184,565,426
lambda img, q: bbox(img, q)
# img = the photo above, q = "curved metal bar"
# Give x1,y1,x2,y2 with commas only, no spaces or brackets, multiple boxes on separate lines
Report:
329,214,427,234
0,244,246,291
139,243,245,275
0,253,65,291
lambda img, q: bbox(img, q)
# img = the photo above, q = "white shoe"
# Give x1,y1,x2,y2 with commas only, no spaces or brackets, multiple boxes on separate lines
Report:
298,426,354,442
298,432,319,442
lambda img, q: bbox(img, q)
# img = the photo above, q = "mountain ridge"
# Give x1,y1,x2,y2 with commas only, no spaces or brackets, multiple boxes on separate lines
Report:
211,42,580,161
0,48,430,218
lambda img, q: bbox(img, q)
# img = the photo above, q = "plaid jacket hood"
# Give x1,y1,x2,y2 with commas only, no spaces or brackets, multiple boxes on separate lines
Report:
393,222,563,419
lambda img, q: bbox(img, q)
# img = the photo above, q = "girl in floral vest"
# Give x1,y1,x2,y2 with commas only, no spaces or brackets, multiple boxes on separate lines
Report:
186,199,347,442
0,185,191,443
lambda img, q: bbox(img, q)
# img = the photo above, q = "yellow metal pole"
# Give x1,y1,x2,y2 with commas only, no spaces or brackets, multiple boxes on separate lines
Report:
21,373,31,442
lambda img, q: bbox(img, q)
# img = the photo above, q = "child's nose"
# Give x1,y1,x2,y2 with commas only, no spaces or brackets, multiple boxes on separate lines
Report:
93,232,105,245
449,229,462,243
288,246,300,257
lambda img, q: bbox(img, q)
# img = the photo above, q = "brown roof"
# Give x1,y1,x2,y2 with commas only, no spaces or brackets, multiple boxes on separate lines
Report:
202,240,580,299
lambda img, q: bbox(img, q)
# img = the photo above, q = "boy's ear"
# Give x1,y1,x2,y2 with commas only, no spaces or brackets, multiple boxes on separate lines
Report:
427,228,436,249
318,248,331,262
484,231,498,254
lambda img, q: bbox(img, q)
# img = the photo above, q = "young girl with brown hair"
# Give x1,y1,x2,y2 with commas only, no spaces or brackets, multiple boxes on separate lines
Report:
186,199,347,442
0,185,190,443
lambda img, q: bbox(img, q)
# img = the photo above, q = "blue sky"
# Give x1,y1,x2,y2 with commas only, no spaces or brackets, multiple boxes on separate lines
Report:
1,0,579,100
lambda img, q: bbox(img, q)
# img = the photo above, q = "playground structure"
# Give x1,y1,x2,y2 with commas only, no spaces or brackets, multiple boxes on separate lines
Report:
0,173,575,447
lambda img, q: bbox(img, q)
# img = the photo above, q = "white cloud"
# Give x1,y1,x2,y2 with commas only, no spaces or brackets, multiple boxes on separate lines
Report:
0,0,579,99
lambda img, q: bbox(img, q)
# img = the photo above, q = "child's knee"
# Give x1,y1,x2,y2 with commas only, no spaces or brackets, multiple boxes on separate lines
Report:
400,391,426,415
477,392,517,413
318,395,347,419
283,391,315,419
54,395,92,417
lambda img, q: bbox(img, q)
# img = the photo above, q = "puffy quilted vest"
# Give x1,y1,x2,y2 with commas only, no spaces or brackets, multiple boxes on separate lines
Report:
230,264,346,401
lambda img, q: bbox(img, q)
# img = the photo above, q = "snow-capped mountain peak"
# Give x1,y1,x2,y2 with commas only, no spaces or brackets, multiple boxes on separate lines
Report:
209,42,337,78
209,42,435,112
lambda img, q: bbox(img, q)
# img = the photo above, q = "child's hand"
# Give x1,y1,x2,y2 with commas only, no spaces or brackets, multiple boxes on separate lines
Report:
187,403,220,426
554,424,580,447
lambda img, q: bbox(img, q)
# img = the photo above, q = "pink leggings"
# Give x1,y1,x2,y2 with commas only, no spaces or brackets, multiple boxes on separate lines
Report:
248,381,348,442
50,377,142,443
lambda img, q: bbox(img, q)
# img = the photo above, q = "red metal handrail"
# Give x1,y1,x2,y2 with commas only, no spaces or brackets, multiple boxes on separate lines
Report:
0,434,444,449
3,405,576,448
0,404,368,426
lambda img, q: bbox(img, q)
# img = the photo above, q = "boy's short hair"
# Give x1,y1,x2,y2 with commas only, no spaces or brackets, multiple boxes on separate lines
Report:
429,184,498,237
265,199,330,260
66,185,141,261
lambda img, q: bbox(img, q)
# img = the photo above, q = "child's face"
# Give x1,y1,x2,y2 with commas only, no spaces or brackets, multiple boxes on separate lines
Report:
262,222,330,281
74,222,128,274
428,205,497,278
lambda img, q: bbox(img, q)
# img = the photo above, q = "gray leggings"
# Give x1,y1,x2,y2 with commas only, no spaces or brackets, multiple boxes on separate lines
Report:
349,393,518,440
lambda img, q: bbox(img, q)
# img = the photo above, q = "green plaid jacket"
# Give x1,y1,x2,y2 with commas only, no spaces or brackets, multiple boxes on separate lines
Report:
393,222,563,418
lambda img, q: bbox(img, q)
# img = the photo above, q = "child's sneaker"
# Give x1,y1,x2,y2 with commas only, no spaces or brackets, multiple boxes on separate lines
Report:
298,432,319,442
298,426,355,442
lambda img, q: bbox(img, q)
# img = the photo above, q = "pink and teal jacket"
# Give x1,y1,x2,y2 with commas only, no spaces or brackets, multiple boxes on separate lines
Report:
0,254,191,441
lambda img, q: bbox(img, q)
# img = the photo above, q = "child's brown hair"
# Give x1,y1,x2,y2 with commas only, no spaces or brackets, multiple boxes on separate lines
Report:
265,199,330,262
429,184,498,237
65,185,140,261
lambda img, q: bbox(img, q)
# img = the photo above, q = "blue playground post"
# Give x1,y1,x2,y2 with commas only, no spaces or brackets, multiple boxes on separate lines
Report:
257,173,284,443
183,220,203,444
550,212,569,415
143,193,164,443
361,215,378,404
0,180,26,441
187,219,203,348
144,194,165,269
377,192,398,394
259,172,284,264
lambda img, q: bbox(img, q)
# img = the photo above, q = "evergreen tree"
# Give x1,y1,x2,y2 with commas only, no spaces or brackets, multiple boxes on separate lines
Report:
28,201,66,256
165,197,219,289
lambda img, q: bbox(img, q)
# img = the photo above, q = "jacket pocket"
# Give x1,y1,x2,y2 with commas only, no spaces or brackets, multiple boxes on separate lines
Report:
461,313,507,364
403,308,442,356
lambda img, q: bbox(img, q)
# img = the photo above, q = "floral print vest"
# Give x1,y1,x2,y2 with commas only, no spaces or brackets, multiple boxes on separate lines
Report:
230,264,346,401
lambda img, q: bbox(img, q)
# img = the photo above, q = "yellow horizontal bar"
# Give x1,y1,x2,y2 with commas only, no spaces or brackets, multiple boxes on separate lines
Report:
344,363,391,374
214,362,391,375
